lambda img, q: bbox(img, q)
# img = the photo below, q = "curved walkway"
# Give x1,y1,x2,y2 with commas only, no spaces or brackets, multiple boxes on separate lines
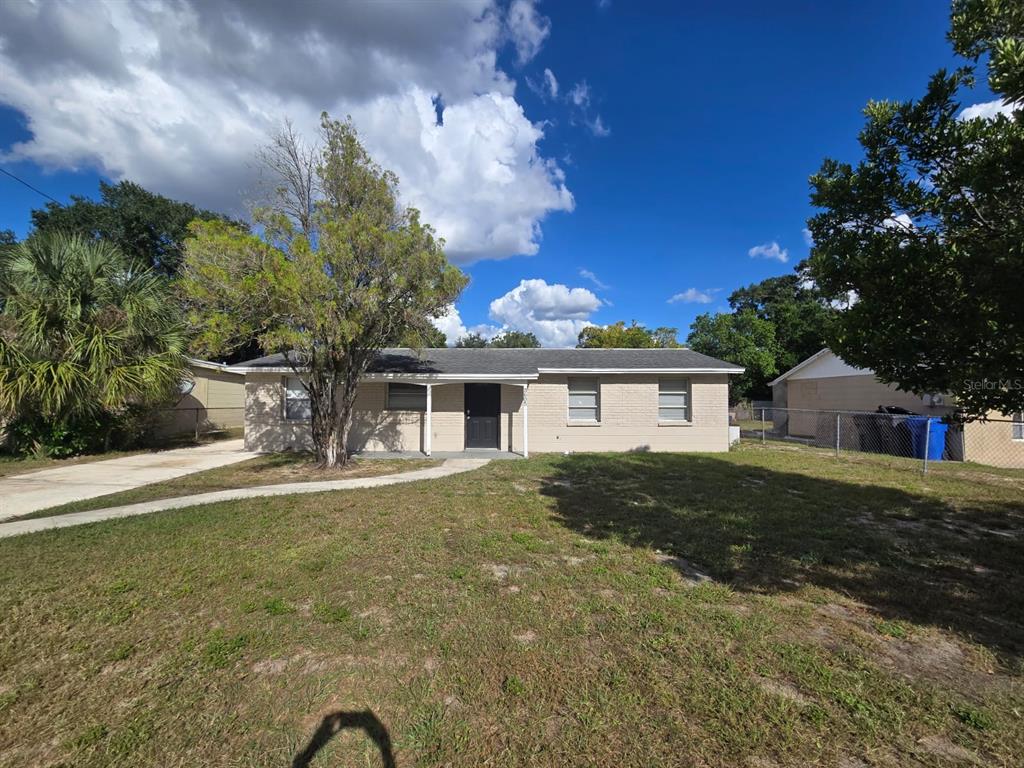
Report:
0,458,490,539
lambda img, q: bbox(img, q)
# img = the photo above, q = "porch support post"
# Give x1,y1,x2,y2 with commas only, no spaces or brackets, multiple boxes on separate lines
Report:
424,384,432,456
522,383,529,459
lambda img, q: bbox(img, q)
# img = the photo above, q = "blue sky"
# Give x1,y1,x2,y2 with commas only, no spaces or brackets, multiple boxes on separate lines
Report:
0,1,988,346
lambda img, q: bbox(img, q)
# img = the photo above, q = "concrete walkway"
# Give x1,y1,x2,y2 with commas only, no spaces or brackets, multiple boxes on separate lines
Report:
0,458,490,539
0,440,258,522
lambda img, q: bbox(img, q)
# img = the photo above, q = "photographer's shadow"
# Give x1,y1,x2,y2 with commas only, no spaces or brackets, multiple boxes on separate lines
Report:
291,709,395,768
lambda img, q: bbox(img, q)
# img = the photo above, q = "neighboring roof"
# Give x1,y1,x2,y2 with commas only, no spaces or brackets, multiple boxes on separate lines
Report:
230,348,744,379
768,348,872,387
187,357,244,375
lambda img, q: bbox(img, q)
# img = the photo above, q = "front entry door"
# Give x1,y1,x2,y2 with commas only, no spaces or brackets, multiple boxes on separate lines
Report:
465,383,500,449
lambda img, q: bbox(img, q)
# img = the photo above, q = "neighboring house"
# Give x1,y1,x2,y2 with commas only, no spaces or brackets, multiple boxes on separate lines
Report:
230,348,743,456
770,348,1024,468
156,358,245,437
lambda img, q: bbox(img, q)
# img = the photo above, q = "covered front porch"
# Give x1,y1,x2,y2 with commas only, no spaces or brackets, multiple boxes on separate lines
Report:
353,449,524,460
360,375,534,458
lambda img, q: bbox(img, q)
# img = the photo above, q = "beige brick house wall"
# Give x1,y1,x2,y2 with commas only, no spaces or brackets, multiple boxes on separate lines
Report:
784,374,950,437
243,372,731,454
244,374,466,453
963,412,1024,469
523,373,730,453
157,366,245,437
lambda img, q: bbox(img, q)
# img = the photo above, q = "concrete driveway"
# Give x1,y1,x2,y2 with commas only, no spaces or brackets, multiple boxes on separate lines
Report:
0,440,259,521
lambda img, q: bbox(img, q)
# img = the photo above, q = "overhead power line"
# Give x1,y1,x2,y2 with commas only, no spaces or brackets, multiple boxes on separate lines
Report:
0,166,61,204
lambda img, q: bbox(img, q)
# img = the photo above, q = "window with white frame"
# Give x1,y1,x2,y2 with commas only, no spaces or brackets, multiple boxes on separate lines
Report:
568,377,600,422
284,376,311,420
387,382,427,411
658,378,691,422
1013,412,1024,441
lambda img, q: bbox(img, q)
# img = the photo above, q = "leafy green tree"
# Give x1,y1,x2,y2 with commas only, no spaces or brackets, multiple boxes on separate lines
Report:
455,333,488,348
577,321,680,348
687,310,779,403
402,325,447,348
182,114,467,466
488,330,540,348
0,233,187,455
728,273,836,374
30,180,238,276
807,0,1023,417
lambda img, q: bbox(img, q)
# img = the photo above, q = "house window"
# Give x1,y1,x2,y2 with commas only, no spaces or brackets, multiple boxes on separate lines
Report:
568,377,600,422
284,376,311,420
659,378,691,422
387,382,427,411
1013,413,1024,441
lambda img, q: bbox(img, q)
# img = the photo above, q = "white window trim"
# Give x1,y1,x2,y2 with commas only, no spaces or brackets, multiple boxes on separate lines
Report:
283,376,311,421
567,376,600,425
658,377,692,425
386,382,427,412
1012,412,1024,442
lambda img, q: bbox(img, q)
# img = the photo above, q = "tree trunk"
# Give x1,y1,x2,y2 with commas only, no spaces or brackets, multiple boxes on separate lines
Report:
326,377,359,468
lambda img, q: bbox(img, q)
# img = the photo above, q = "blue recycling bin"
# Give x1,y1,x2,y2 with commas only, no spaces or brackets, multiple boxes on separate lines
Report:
907,417,947,461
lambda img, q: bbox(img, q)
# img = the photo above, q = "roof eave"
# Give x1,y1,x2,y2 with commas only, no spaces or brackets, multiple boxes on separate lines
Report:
536,367,744,375
767,348,831,387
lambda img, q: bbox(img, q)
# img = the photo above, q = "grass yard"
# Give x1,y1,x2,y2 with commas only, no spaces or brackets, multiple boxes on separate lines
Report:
12,454,441,521
1,443,1022,767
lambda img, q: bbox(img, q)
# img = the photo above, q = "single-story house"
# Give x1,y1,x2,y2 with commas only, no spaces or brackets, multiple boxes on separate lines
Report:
155,358,246,438
230,348,743,456
770,348,1024,468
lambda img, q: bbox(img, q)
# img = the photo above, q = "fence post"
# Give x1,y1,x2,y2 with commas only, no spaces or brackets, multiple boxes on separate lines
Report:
195,408,200,443
760,408,766,444
922,418,930,475
835,412,841,458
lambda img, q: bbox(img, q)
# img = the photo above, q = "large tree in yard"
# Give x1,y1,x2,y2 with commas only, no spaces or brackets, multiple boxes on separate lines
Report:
488,330,541,348
687,310,779,403
577,321,681,348
30,180,238,277
728,273,837,375
0,233,187,455
807,0,1023,418
182,114,467,466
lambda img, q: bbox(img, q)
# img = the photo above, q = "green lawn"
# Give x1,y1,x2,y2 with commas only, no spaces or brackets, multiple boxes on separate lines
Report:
12,454,441,521
1,444,1021,767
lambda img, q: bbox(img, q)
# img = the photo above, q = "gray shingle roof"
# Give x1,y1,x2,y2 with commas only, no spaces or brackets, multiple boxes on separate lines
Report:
231,348,743,377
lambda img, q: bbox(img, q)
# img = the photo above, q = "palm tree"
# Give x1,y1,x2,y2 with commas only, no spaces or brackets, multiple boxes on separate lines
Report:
0,233,187,450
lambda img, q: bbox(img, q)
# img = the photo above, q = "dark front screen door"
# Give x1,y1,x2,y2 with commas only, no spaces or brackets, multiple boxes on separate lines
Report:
465,383,500,449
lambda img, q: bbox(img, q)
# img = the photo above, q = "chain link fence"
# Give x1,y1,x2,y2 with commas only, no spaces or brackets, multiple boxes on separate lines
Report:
737,407,1024,474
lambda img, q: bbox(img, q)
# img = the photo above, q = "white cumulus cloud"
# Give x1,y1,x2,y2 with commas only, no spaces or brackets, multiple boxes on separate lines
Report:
488,278,602,347
0,0,573,263
748,241,789,263
802,227,814,247
959,99,1016,121
668,288,716,304
431,304,468,346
